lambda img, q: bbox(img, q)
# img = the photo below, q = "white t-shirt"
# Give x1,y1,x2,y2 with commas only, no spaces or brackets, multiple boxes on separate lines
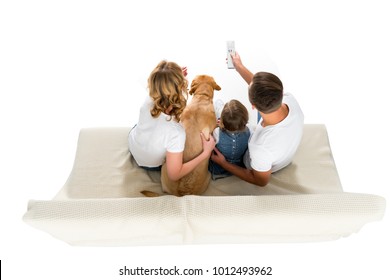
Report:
244,92,304,173
128,97,186,167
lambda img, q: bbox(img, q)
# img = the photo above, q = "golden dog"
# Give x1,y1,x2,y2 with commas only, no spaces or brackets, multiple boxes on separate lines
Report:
142,75,221,197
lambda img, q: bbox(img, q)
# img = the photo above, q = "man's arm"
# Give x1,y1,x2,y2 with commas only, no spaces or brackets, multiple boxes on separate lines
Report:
231,52,253,85
211,148,271,187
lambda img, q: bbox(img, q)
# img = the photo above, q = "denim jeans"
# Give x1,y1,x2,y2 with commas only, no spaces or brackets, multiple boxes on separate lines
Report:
140,165,162,171
209,127,250,180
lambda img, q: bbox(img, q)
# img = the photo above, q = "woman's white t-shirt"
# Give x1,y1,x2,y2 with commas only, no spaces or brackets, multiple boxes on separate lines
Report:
243,92,304,173
128,97,186,167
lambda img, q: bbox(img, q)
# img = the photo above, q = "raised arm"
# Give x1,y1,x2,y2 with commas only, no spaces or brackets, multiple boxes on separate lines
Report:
231,51,254,85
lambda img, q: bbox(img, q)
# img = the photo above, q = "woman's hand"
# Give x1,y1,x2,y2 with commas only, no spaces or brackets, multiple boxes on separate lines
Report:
200,132,216,156
165,132,215,182
182,66,188,77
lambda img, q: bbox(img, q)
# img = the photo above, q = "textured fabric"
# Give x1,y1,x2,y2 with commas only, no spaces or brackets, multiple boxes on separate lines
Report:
23,124,386,246
55,124,342,199
23,194,385,246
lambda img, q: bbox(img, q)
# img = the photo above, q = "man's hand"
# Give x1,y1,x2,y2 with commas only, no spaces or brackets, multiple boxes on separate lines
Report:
210,147,226,166
230,51,243,68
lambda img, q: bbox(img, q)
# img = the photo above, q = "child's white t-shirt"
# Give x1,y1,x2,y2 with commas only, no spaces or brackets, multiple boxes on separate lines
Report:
128,97,186,167
243,92,304,173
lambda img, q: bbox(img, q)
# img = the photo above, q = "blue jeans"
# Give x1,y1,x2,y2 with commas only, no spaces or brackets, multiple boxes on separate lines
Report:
209,127,250,180
140,165,162,171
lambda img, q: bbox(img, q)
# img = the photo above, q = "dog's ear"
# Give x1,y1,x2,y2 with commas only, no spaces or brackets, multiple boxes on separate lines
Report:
189,78,198,95
213,80,221,91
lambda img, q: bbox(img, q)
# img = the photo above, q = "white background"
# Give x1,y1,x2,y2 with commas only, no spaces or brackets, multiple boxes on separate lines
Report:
1,0,389,279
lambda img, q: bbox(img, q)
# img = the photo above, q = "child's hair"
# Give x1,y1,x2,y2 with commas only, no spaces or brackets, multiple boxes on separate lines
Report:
249,72,283,114
148,60,188,122
220,99,249,132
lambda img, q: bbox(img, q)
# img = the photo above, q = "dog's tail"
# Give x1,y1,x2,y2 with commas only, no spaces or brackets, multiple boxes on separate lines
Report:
140,190,161,197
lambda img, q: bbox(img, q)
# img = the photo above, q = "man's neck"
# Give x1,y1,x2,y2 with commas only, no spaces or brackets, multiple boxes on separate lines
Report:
260,104,289,127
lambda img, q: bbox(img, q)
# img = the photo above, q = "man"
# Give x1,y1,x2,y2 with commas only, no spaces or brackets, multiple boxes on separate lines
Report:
211,52,304,186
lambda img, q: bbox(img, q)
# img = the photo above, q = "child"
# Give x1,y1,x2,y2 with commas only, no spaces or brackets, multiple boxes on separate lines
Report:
209,99,250,180
128,60,215,182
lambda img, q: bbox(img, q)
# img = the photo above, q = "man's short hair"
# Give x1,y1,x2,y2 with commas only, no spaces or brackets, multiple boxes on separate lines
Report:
248,72,283,114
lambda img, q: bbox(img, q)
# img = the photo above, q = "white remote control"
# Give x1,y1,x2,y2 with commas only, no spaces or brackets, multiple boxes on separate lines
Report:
226,40,235,69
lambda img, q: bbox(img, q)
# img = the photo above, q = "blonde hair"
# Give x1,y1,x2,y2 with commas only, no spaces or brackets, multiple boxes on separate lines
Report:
148,60,188,122
220,99,249,132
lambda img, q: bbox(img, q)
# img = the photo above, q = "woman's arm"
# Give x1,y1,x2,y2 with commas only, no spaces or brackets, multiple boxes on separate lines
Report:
165,132,215,181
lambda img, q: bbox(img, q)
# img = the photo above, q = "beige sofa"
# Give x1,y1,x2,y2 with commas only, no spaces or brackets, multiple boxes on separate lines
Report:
23,124,386,246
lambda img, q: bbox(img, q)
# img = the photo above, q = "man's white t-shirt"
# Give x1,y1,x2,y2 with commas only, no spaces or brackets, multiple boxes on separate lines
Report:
243,92,304,173
128,97,186,167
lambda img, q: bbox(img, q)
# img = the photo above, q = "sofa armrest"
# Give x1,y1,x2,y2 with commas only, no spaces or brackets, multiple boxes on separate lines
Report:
23,193,386,246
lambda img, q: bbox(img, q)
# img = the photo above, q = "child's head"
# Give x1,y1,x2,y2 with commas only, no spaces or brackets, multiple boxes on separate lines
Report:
148,60,188,121
248,72,283,114
220,99,249,132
